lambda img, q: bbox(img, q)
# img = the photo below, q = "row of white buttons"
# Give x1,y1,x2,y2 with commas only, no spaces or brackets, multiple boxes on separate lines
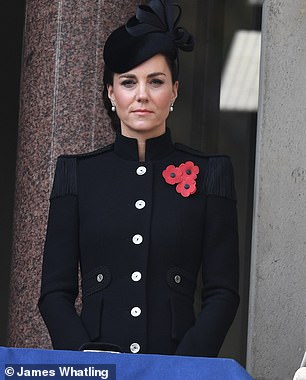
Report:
131,269,141,351
134,168,146,244
129,166,146,354
136,166,146,211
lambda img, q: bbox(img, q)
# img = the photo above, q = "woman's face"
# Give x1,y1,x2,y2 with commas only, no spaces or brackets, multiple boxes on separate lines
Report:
108,54,178,140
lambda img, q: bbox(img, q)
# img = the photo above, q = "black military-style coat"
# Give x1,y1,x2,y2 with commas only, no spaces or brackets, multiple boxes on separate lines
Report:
38,128,239,357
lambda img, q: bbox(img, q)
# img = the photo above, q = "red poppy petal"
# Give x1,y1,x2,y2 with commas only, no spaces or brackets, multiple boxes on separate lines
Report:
181,172,197,181
163,165,183,185
179,161,199,179
190,184,197,194
176,179,196,197
193,165,199,175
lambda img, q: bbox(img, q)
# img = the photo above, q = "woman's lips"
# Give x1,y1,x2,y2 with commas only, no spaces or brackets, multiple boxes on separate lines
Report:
132,109,153,114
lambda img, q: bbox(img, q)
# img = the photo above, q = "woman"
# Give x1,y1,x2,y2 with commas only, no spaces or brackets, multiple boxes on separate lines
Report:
39,0,239,357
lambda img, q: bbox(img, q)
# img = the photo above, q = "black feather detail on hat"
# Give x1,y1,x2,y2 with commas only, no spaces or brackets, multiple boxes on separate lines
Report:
126,0,194,52
103,0,194,73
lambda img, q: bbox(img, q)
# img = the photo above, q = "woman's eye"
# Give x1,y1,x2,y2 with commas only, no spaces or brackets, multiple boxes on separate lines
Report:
121,80,136,88
150,79,164,87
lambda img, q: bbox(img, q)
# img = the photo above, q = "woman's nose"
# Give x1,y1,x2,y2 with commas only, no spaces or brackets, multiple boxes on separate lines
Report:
136,83,148,102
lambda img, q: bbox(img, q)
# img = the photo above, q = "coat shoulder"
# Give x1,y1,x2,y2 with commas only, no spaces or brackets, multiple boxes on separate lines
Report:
175,143,236,200
60,143,114,160
175,143,228,160
50,144,114,199
174,143,210,158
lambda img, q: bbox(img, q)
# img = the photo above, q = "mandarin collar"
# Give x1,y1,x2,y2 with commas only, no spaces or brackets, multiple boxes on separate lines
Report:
114,128,175,161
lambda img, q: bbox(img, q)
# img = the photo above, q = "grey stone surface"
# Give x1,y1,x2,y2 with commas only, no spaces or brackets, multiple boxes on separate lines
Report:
8,0,139,349
247,1,306,379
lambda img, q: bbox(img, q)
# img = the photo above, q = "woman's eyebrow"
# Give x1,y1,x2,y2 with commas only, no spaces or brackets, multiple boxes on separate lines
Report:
118,72,166,79
148,72,166,78
118,74,136,79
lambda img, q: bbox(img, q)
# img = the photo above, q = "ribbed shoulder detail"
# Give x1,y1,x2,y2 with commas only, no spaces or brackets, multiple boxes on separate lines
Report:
50,156,78,199
205,156,236,201
50,144,113,199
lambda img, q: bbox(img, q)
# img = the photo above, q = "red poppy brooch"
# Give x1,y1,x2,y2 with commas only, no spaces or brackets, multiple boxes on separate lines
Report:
162,161,199,197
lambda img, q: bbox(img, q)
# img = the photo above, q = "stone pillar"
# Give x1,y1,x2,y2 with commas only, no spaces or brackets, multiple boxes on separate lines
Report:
247,1,306,378
8,0,139,348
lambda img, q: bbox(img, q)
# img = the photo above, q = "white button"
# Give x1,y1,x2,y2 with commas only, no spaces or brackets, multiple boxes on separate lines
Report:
135,200,146,209
131,271,142,282
132,234,143,245
97,274,104,282
174,275,181,284
131,307,141,317
130,342,140,353
136,166,147,175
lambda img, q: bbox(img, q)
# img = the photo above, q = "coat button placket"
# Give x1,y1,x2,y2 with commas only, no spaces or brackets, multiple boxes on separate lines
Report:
128,164,150,354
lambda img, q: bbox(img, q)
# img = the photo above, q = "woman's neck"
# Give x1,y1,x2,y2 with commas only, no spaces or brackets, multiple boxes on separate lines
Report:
120,125,166,162
137,141,146,162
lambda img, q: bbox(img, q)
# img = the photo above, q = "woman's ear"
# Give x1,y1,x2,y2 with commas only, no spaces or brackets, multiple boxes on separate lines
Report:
107,84,114,103
172,81,179,103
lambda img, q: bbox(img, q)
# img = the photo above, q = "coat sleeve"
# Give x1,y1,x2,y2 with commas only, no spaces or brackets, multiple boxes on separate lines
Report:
175,156,240,357
38,156,90,350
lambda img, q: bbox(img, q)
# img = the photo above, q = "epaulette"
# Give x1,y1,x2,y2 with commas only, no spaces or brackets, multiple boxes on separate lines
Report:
205,156,236,201
50,144,113,199
50,156,78,199
175,143,236,200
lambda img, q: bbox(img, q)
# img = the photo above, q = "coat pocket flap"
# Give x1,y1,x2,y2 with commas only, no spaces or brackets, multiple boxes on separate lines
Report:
82,266,111,298
167,267,196,297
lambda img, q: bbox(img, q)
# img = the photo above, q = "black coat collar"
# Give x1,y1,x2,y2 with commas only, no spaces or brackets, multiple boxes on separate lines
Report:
114,128,175,162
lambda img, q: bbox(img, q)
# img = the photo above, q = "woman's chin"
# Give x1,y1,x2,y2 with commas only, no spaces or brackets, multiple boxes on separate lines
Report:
121,124,165,138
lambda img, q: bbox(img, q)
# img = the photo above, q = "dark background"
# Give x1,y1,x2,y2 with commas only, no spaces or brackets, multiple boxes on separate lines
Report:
0,1,26,344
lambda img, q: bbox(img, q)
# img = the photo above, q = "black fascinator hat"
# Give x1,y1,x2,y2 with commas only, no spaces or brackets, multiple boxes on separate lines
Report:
103,0,194,74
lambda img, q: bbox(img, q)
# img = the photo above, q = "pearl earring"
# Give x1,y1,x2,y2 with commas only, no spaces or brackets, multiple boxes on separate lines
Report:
170,103,174,112
111,104,116,112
